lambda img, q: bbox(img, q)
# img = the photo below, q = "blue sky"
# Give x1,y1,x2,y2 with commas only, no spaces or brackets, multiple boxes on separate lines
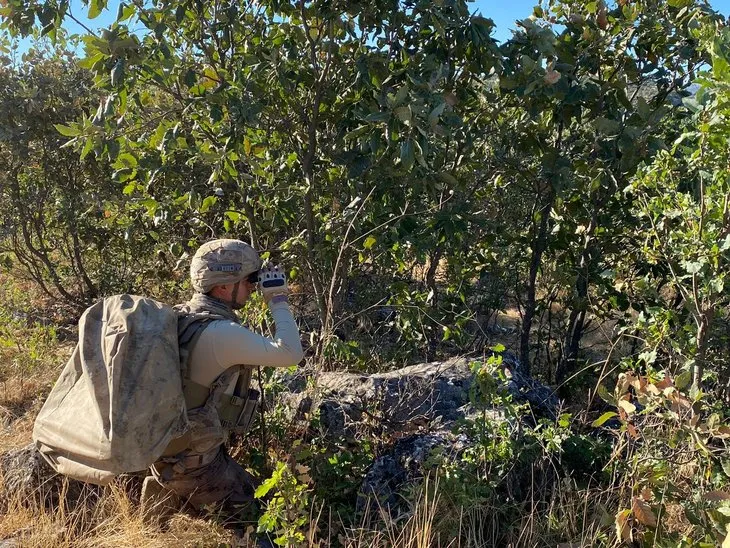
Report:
10,0,730,52
475,0,730,42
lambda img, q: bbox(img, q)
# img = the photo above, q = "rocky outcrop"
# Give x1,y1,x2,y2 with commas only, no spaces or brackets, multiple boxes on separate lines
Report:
275,352,559,514
277,353,558,436
0,443,93,509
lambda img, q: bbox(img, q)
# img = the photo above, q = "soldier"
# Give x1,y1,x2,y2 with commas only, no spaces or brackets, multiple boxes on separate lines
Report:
141,239,304,525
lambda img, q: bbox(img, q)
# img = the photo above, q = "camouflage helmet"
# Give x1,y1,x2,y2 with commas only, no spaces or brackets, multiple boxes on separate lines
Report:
190,239,262,294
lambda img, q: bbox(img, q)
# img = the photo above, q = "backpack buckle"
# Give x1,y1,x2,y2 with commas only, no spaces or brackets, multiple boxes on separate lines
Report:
230,395,244,407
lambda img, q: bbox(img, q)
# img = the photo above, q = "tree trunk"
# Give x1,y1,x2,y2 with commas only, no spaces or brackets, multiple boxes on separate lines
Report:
557,258,589,383
693,311,713,390
519,189,554,375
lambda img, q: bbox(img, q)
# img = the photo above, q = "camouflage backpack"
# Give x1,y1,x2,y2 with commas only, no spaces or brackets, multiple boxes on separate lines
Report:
33,294,258,485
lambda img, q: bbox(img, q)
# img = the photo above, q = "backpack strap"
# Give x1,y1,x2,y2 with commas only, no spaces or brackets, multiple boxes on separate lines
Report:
161,318,259,458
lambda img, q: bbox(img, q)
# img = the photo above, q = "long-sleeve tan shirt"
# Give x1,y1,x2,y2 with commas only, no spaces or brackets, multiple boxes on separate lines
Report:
187,301,303,393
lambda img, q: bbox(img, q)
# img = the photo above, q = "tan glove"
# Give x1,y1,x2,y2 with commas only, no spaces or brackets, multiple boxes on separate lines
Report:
258,264,289,304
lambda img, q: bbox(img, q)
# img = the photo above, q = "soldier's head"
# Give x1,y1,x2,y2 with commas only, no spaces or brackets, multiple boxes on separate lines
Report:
190,239,262,308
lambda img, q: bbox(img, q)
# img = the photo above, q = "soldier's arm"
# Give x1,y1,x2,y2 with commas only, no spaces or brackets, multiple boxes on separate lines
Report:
196,301,303,370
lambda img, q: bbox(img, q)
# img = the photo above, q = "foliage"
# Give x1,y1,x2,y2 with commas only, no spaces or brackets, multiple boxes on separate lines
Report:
0,49,189,309
0,279,59,400
254,456,313,547
627,24,730,393
595,369,730,545
0,0,724,374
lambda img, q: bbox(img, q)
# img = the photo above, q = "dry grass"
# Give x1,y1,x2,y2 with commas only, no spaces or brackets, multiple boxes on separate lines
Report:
0,365,64,452
0,480,237,547
342,476,457,548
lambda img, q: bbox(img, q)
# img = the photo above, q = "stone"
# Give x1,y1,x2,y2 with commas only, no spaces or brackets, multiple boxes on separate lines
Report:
0,443,96,509
274,352,559,517
276,352,558,439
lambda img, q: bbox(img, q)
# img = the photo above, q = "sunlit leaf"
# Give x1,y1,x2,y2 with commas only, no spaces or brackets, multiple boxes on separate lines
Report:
592,412,618,427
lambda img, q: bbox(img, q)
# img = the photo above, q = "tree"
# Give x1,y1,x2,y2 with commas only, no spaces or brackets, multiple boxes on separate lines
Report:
628,24,730,391
0,50,110,306
494,0,717,377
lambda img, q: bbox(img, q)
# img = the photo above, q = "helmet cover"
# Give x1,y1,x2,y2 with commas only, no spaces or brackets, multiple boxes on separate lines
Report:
190,239,262,294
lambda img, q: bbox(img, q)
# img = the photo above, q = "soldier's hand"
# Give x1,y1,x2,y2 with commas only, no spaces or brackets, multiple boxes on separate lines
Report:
258,264,289,304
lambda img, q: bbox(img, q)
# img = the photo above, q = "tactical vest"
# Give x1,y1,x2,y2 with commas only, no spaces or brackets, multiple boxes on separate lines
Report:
161,318,259,458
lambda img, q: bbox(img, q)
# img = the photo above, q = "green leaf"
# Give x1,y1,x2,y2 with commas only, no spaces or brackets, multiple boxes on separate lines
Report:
428,102,446,127
675,370,691,391
254,476,278,499
722,460,730,478
113,152,137,169
344,125,370,141
394,105,411,123
54,124,80,137
711,277,724,294
364,111,389,123
88,0,104,19
79,138,95,161
597,384,615,405
200,195,217,213
400,140,414,170
594,118,621,136
681,260,704,274
638,350,657,365
363,235,376,249
592,412,618,427
438,172,458,186
721,235,730,251
391,84,409,108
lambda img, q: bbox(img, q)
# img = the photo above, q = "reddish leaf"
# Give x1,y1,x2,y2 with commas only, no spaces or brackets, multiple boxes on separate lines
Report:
632,496,657,528
655,374,673,390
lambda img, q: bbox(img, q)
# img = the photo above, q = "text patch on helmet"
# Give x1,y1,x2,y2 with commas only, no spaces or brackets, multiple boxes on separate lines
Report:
212,264,242,273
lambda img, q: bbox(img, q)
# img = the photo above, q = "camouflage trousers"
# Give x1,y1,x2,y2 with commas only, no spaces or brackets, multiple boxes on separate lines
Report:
142,445,258,518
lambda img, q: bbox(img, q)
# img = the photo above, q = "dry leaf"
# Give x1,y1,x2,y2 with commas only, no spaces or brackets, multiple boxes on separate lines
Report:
619,399,636,414
627,423,639,439
703,491,730,502
443,92,458,106
615,508,632,542
640,486,653,501
670,394,693,414
656,374,673,390
617,372,633,395
597,10,608,30
723,532,730,548
632,496,657,528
